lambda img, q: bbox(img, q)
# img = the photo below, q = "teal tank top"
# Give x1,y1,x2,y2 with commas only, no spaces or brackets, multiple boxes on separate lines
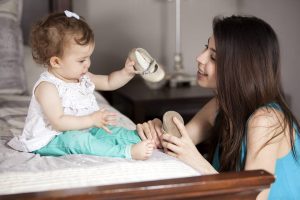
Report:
212,103,300,199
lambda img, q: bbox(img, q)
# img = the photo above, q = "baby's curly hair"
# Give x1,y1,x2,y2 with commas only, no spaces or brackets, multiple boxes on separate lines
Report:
30,12,94,66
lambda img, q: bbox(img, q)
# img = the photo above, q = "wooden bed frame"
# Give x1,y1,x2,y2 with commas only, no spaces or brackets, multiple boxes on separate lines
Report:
1,170,274,200
6,1,273,199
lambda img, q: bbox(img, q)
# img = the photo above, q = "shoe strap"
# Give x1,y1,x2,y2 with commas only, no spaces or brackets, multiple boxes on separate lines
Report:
141,60,158,75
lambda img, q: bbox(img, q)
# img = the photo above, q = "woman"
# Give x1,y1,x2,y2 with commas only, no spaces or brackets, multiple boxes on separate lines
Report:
137,15,300,199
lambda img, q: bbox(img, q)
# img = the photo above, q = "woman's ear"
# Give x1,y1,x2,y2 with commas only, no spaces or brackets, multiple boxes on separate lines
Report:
49,56,62,69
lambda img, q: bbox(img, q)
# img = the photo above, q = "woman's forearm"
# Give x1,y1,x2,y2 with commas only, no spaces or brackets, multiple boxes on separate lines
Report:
191,153,218,175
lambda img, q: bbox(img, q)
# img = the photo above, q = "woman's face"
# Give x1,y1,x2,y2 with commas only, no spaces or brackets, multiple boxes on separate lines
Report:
196,36,217,89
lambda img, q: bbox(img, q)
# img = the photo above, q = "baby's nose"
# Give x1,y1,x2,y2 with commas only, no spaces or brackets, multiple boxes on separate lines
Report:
84,64,90,70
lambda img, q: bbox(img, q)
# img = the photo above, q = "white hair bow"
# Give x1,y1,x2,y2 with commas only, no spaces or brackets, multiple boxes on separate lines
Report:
64,10,80,20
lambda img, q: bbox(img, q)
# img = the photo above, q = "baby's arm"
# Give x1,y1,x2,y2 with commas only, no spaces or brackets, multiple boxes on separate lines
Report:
35,82,116,132
89,58,136,91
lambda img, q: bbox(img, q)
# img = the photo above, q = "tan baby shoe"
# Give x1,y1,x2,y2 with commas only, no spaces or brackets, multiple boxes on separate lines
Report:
162,111,184,138
128,48,165,82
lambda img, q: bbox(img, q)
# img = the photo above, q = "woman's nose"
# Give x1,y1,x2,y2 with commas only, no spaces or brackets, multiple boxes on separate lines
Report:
197,50,209,65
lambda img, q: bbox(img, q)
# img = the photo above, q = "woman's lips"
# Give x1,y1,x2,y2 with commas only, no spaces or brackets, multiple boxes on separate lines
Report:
197,70,207,76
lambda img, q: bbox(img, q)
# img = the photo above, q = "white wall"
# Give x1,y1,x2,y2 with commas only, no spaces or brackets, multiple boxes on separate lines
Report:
74,0,300,119
74,0,238,74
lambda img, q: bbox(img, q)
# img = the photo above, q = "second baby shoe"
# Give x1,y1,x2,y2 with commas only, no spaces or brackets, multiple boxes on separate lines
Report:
162,111,184,138
128,48,165,82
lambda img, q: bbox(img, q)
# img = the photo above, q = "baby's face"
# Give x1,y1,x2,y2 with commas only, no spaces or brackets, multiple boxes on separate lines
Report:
55,40,95,83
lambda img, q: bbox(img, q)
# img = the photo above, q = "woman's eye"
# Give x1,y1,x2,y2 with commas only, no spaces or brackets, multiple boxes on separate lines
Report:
203,45,215,61
201,45,208,53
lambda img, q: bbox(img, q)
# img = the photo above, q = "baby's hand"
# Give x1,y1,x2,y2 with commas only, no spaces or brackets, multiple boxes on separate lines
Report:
91,108,117,133
123,58,138,76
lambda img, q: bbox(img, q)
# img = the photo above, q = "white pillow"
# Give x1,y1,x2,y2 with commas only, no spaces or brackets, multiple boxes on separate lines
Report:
0,0,23,22
0,0,26,95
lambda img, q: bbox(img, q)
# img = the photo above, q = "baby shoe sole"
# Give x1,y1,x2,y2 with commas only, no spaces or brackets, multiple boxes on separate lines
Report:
162,111,184,138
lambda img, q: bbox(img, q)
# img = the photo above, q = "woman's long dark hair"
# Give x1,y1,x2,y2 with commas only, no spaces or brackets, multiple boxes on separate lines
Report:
209,15,300,171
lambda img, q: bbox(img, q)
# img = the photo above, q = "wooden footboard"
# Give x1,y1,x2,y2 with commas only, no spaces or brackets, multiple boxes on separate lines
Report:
1,170,274,200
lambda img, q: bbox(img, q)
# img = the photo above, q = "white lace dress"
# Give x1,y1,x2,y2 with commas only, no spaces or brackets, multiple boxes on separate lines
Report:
8,71,99,152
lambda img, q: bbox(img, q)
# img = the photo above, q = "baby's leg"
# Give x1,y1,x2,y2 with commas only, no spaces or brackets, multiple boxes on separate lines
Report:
131,140,154,160
91,126,154,159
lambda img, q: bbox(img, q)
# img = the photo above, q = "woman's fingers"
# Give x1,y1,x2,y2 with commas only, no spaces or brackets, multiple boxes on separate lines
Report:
142,122,153,140
136,124,147,141
154,126,163,148
151,118,163,148
161,139,180,155
161,133,180,146
136,122,154,142
173,117,188,137
136,119,164,149
165,149,178,158
153,118,163,136
148,120,160,148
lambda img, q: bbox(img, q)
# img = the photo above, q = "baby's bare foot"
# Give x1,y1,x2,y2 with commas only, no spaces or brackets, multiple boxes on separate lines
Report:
131,140,154,160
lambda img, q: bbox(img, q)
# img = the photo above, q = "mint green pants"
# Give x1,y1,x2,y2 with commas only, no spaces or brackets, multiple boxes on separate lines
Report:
34,126,141,159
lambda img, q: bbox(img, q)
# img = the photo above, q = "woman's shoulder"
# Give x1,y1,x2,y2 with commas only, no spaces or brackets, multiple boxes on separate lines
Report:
249,104,283,125
247,103,286,145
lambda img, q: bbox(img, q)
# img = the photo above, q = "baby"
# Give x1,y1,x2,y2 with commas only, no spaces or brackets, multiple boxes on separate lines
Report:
8,10,154,160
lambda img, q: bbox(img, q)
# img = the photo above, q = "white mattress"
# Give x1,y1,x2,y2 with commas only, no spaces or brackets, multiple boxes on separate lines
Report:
0,94,200,195
0,150,199,195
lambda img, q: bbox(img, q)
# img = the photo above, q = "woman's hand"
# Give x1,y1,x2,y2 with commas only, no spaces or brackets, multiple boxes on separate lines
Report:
136,118,163,149
161,117,217,174
90,108,117,133
161,117,200,163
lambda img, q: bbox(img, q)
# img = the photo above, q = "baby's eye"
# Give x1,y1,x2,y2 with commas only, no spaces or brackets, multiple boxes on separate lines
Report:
79,60,85,63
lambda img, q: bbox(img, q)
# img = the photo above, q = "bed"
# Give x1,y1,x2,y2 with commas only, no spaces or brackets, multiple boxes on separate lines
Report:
0,0,274,199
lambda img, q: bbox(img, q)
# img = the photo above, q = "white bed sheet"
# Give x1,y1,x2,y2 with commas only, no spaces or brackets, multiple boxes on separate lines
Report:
0,94,200,195
0,149,199,195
